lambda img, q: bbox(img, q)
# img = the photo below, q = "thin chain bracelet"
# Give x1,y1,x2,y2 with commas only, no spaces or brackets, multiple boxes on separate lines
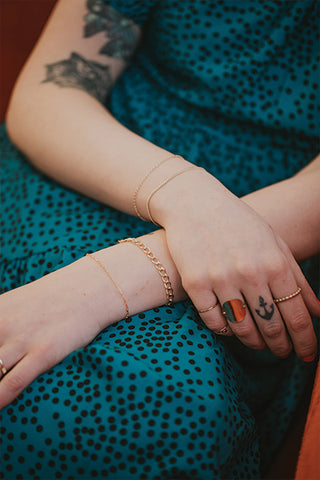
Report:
86,253,129,319
146,165,196,225
118,238,174,306
132,154,182,221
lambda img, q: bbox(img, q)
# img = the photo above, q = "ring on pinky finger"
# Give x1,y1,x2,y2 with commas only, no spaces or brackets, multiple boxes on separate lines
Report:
215,326,234,336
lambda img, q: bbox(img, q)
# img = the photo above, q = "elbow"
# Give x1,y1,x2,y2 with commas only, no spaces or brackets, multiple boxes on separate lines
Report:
5,84,25,148
5,77,38,154
5,97,16,142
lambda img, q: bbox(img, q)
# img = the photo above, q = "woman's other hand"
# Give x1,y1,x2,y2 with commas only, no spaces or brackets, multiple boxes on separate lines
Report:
150,167,320,360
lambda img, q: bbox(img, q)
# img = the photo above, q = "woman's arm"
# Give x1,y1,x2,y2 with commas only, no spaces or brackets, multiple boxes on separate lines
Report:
6,0,180,214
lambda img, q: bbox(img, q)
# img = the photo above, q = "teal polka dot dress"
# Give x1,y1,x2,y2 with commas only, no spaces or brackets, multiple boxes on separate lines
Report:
1,1,319,479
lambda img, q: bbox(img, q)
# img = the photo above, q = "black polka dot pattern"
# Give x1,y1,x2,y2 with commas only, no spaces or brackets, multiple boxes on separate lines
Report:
1,1,319,478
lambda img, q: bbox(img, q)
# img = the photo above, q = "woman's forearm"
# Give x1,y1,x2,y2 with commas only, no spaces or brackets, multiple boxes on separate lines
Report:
87,230,186,330
242,154,320,261
7,85,180,216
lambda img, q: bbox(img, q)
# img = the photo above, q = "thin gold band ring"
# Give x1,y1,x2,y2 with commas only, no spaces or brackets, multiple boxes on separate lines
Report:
273,287,302,304
197,300,219,314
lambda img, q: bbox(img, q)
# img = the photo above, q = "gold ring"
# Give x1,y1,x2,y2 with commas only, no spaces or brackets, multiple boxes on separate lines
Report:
216,326,232,336
273,287,302,304
0,357,8,377
197,300,219,314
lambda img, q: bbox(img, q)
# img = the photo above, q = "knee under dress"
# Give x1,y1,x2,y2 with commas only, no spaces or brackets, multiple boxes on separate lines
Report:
1,1,319,479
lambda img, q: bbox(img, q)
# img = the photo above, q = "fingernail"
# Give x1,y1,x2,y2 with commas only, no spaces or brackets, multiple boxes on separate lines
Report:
302,354,316,363
222,299,246,323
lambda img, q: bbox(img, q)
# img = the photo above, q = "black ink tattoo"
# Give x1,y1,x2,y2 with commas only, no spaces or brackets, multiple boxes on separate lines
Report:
255,296,275,320
85,0,138,61
41,1,138,100
42,53,111,102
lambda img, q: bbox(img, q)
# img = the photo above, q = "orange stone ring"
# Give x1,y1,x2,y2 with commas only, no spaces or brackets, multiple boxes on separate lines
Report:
222,299,247,323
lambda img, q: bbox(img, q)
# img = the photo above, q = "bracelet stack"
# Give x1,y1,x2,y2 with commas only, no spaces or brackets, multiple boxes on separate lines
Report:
118,238,174,306
132,155,179,221
133,154,195,225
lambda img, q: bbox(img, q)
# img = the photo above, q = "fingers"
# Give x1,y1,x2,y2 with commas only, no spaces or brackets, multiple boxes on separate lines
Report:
269,274,318,361
0,350,52,411
243,288,293,358
191,285,267,347
0,344,25,379
217,292,267,350
287,253,320,319
190,289,234,336
190,278,317,361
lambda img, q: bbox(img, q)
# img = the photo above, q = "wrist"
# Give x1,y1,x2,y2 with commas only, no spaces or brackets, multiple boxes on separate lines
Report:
148,166,227,226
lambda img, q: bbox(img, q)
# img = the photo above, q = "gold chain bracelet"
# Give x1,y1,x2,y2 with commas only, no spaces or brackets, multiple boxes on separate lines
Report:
118,238,174,306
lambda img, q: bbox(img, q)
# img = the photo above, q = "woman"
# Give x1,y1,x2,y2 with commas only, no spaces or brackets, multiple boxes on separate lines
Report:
1,0,319,478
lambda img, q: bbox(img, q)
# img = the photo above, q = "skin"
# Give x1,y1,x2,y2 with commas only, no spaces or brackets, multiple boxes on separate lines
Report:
1,0,320,409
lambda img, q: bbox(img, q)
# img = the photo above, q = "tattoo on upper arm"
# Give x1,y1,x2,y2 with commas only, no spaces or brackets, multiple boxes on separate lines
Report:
42,0,138,101
42,53,112,103
85,0,138,61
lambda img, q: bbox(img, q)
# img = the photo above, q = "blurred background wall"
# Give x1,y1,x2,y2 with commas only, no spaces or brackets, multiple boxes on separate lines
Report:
0,0,57,122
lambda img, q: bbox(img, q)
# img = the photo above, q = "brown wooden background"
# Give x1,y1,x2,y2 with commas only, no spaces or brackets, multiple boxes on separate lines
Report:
0,0,57,122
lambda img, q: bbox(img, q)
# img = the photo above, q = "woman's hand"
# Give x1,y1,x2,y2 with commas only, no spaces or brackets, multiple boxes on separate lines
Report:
0,256,116,410
151,167,320,361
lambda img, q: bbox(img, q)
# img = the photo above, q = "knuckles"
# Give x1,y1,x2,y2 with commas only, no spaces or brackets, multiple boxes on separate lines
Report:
289,311,311,334
234,260,262,285
261,321,284,340
181,251,291,292
265,255,289,280
181,271,208,293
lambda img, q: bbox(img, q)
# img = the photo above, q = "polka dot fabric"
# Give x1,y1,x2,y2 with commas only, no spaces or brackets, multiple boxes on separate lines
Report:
1,1,319,479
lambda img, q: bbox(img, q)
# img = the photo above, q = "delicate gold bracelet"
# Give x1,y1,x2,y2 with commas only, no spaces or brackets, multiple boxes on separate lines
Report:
86,253,129,319
133,154,182,221
118,238,174,306
146,166,196,225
